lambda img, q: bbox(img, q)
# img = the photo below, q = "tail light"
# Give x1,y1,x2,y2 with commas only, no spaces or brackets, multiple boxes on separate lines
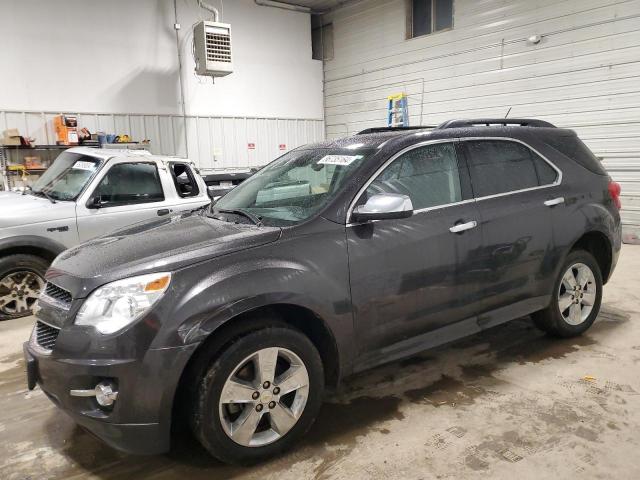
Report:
608,179,622,210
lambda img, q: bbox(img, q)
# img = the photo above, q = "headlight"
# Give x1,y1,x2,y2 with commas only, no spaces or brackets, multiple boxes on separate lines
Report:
76,272,171,334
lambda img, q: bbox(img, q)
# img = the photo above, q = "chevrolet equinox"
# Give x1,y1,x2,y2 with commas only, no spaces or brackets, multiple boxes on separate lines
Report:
24,118,622,464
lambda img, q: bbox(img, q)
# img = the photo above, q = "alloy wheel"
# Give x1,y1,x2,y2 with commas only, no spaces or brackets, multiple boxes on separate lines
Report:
558,262,596,326
219,347,310,447
0,271,44,317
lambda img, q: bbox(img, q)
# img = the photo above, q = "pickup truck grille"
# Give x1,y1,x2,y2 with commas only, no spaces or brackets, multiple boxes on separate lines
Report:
43,282,72,307
35,321,60,351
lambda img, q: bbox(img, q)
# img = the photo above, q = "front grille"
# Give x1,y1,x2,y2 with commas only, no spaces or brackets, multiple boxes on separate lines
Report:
35,321,60,351
43,282,72,306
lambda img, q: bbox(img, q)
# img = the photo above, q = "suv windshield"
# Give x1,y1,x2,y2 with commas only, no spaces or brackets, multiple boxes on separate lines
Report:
31,152,102,201
212,148,372,226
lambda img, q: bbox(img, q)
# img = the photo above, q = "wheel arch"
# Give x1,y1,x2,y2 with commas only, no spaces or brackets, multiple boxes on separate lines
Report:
569,230,613,283
170,302,341,437
0,235,66,264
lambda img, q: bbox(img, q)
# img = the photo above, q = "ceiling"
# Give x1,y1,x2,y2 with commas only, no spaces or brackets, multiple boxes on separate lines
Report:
272,0,348,13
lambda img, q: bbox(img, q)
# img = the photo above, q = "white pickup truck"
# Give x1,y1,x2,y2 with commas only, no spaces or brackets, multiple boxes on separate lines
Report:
0,147,210,319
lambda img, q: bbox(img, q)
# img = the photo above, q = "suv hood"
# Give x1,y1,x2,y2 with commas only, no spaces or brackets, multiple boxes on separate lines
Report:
49,211,281,298
0,191,75,228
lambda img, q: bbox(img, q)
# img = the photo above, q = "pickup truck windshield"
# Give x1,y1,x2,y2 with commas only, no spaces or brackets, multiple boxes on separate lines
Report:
32,152,101,201
213,148,372,226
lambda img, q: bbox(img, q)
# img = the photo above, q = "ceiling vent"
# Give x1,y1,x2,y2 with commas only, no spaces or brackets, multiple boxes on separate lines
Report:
193,21,233,78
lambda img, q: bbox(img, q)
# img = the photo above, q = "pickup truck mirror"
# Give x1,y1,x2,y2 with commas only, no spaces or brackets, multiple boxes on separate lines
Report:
351,193,414,223
87,195,105,209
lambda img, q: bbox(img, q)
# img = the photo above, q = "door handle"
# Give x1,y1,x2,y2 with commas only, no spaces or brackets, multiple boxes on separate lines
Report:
544,197,565,207
449,220,478,234
157,208,171,216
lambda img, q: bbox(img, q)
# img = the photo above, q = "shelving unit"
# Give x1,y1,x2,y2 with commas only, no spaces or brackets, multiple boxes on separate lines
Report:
0,145,83,190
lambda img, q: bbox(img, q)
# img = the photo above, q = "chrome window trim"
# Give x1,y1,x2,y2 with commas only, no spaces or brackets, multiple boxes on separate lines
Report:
346,136,562,226
461,137,562,202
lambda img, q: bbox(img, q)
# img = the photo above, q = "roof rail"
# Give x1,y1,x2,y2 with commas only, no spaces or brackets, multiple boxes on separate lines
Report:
436,118,556,129
356,126,437,135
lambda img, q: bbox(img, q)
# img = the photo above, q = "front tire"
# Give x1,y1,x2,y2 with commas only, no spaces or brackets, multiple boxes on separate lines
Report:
190,326,324,465
532,249,603,337
0,254,48,321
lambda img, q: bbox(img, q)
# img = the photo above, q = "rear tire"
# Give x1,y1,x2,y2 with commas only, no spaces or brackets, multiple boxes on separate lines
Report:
0,254,48,321
532,249,602,338
190,326,324,465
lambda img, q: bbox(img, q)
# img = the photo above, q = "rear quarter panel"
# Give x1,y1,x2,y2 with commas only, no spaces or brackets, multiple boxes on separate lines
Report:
529,136,622,283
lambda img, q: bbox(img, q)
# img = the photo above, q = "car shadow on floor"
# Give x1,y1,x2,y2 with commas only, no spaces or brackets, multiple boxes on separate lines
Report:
51,306,629,479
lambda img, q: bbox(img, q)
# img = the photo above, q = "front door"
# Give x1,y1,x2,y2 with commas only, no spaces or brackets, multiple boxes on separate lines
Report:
346,141,484,365
76,161,171,242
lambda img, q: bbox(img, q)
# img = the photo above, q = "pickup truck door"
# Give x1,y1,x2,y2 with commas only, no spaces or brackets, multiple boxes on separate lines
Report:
76,159,180,242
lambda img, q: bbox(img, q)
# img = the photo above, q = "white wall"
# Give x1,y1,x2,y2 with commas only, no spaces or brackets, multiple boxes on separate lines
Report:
0,0,323,117
178,0,323,118
322,0,640,233
0,0,324,168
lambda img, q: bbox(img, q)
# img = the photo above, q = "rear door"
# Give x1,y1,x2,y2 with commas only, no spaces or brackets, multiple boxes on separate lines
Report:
459,138,562,326
347,141,485,361
76,160,174,241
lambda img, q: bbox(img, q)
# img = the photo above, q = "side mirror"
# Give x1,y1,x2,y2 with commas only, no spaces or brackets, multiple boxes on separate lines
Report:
351,193,413,223
87,195,105,209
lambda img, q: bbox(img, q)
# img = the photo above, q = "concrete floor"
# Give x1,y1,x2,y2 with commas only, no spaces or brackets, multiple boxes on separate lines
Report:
2,246,640,479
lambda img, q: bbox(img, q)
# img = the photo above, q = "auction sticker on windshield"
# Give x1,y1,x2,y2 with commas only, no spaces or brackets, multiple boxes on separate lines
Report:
73,161,97,171
318,155,362,166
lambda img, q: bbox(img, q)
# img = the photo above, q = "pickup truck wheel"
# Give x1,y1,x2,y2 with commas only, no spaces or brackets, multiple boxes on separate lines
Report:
0,255,48,320
532,249,602,338
191,326,324,465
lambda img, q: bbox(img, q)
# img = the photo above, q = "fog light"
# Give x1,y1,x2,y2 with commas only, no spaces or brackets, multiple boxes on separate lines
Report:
70,380,118,407
95,381,118,407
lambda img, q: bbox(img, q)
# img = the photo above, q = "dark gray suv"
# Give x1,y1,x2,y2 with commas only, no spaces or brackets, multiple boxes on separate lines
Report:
24,118,622,464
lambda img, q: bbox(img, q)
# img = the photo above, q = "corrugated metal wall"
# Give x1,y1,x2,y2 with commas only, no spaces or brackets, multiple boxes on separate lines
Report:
323,0,640,236
0,110,325,171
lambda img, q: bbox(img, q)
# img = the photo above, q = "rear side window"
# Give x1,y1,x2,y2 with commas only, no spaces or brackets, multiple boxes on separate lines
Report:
464,140,558,197
545,135,607,175
365,142,463,210
94,162,164,206
170,163,200,198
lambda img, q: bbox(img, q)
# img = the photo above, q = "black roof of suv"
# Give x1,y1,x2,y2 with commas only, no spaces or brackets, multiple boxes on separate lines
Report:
312,118,607,178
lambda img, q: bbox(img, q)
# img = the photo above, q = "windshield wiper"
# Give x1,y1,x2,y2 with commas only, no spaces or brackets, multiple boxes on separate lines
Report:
32,189,57,204
216,208,263,227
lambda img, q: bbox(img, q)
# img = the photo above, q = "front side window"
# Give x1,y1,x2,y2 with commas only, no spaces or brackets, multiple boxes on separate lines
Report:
31,152,101,201
364,142,462,210
93,162,164,207
464,140,558,198
213,148,372,226
411,0,453,38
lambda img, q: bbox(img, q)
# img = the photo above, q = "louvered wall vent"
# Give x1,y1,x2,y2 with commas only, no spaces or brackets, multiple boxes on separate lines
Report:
193,21,233,78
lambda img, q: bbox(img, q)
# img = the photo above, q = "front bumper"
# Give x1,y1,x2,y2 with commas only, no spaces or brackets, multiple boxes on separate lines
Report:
24,338,197,455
